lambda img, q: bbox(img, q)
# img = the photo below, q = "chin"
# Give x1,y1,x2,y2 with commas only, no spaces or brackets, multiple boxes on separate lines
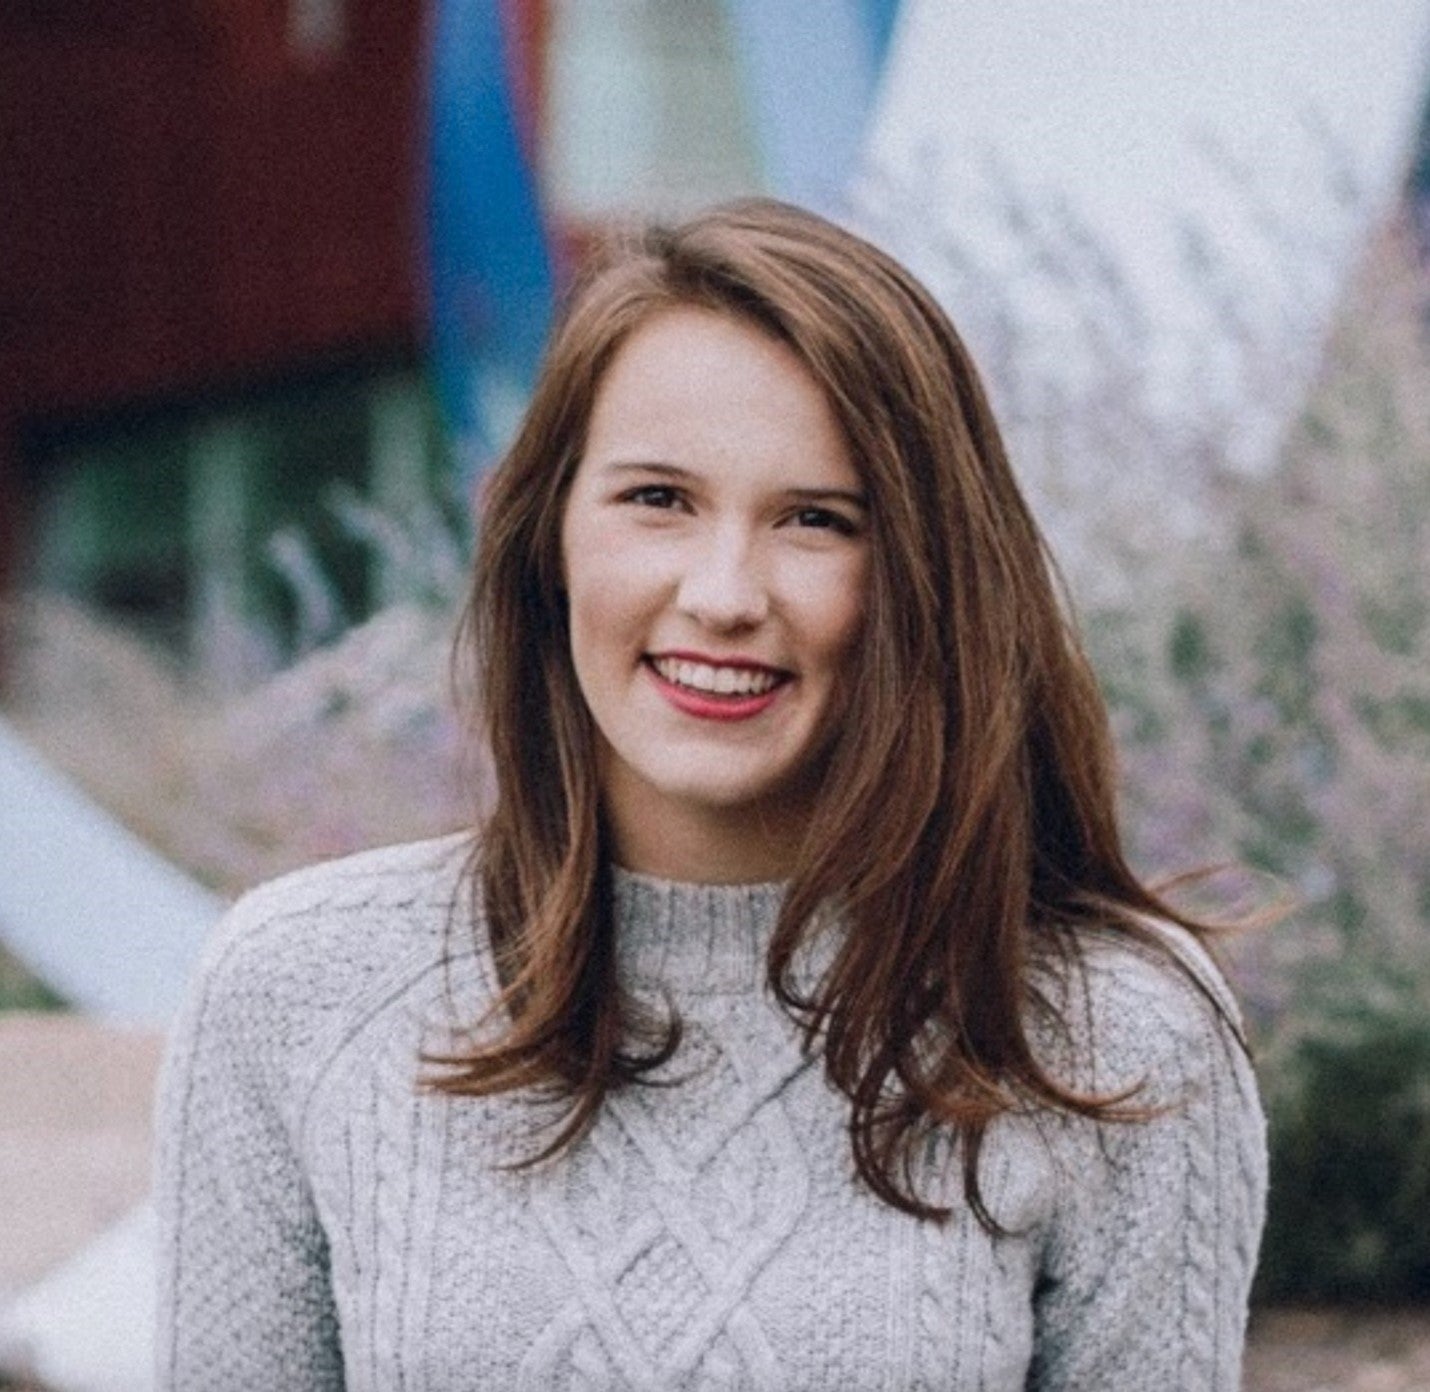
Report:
678,764,822,820
666,778,786,814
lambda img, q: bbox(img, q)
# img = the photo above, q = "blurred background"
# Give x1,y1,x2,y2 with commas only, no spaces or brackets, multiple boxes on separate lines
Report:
2,2,1429,1387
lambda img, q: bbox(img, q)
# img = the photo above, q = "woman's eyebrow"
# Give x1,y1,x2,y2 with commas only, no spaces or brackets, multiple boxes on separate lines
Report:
599,460,692,477
784,487,869,510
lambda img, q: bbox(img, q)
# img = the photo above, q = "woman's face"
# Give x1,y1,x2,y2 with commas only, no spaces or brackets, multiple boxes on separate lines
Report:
559,306,871,880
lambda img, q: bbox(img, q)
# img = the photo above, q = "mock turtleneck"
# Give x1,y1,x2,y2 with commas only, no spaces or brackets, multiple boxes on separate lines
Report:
612,865,790,994
157,832,1267,1391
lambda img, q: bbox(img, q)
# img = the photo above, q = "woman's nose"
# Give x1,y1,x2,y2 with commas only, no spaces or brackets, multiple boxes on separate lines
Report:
675,527,770,631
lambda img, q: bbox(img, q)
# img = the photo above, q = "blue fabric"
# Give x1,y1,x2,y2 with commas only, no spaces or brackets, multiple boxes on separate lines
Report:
722,0,901,212
427,0,554,461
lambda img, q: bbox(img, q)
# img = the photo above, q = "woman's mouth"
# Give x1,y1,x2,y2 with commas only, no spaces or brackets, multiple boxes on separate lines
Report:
649,656,783,696
644,655,790,719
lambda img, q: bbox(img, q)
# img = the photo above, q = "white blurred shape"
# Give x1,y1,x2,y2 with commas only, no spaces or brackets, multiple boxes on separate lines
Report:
0,1202,155,1392
869,0,1430,385
0,716,223,1024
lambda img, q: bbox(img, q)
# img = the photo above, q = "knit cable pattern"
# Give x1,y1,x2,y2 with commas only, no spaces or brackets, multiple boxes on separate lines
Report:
156,835,1266,1391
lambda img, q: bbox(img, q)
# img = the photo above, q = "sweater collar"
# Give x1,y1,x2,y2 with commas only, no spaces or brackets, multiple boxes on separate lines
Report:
611,866,794,995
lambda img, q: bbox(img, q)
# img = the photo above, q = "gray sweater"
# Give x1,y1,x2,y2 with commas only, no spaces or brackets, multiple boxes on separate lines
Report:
155,833,1266,1390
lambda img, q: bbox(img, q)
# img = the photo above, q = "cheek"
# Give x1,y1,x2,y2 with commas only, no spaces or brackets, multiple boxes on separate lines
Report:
803,557,870,666
564,551,648,673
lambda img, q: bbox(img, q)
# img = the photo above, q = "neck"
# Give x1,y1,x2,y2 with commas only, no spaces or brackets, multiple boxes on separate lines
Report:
607,799,805,884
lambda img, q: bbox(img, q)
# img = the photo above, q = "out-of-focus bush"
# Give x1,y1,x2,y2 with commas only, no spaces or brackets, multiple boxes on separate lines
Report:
1110,224,1430,1302
1114,222,1430,988
1255,958,1430,1302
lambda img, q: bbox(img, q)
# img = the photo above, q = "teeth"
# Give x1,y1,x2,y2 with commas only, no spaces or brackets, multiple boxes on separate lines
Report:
653,657,781,696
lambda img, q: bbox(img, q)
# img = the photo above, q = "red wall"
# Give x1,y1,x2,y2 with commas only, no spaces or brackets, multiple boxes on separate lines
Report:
0,0,428,592
0,0,425,421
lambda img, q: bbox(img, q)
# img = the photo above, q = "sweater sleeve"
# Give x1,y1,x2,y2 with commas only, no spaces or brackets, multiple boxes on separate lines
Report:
154,890,345,1390
1026,930,1268,1391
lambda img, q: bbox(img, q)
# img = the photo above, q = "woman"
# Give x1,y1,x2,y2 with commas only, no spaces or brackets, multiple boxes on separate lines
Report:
156,199,1266,1389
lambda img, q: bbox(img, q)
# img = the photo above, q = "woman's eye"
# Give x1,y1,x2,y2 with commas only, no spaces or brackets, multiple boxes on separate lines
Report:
790,507,859,536
621,485,682,510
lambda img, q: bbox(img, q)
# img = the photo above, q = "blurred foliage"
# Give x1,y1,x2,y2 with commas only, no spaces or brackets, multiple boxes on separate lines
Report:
1118,220,1428,969
26,369,454,679
1109,222,1430,1302
0,942,66,1013
1,593,471,901
2,447,475,900
1255,958,1430,1303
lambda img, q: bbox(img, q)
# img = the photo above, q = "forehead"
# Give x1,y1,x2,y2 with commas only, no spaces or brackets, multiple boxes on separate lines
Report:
581,307,857,482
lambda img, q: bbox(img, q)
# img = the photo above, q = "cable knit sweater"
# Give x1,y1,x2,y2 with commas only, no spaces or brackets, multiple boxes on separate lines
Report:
155,833,1266,1390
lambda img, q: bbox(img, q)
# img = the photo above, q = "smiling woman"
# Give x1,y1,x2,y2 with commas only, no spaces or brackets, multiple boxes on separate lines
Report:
155,199,1267,1390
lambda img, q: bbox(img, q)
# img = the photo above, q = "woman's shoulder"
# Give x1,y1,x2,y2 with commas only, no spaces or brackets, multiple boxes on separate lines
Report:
205,831,472,976
231,829,475,925
1028,916,1251,1100
168,832,483,1082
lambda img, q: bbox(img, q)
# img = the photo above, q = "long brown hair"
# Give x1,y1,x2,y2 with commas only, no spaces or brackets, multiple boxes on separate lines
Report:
429,198,1231,1225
